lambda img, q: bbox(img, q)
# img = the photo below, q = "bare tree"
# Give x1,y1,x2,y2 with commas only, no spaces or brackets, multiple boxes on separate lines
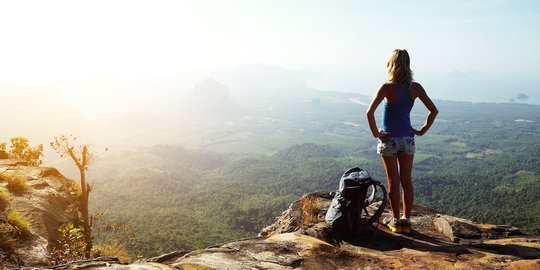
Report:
50,134,94,258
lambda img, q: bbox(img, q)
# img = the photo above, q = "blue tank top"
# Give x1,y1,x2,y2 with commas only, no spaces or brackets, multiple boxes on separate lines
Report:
381,82,415,137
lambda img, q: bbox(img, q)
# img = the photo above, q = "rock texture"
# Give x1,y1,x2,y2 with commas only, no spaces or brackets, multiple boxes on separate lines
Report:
47,191,540,270
0,158,81,267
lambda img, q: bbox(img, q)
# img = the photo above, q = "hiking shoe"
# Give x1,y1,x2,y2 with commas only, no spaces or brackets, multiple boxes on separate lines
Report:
383,216,401,233
401,219,412,234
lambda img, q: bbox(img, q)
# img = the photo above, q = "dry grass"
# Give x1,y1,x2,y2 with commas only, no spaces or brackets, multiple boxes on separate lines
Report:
0,187,11,211
7,209,30,234
0,224,17,251
0,173,31,193
0,208,30,251
300,195,321,226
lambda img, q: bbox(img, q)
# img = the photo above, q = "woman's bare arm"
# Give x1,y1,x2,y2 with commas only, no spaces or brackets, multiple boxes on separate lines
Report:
366,84,390,138
412,83,438,136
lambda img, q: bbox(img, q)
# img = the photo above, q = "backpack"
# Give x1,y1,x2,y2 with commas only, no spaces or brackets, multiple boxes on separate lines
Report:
325,167,387,237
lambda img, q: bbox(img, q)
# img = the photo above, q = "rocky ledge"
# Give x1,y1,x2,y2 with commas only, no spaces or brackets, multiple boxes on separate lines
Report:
38,191,539,270
0,158,81,267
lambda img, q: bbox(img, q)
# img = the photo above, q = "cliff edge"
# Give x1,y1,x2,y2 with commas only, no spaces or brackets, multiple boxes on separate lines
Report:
0,156,81,267
50,192,540,270
1,154,538,269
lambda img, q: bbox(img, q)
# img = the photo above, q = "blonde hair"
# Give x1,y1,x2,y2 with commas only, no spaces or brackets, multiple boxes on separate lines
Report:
387,49,413,86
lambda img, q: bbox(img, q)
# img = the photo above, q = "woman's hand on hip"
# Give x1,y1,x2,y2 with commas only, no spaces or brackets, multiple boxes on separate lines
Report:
374,129,391,138
411,128,425,136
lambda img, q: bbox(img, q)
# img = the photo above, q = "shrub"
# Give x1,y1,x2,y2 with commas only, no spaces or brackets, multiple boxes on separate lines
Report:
0,187,10,211
6,209,30,234
1,173,30,193
92,243,131,262
8,137,44,166
50,223,87,264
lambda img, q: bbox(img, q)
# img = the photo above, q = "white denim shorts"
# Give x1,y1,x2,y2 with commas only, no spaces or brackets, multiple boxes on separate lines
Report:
377,136,415,156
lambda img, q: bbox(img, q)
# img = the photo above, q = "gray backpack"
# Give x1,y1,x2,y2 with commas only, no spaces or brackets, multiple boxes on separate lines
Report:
325,167,387,236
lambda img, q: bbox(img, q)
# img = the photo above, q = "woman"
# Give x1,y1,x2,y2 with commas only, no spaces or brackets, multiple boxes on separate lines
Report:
366,49,438,233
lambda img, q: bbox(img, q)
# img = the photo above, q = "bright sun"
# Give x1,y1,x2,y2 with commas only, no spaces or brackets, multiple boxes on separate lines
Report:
0,1,266,83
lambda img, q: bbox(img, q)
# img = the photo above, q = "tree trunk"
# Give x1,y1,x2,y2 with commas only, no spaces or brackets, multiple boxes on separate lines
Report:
80,167,92,259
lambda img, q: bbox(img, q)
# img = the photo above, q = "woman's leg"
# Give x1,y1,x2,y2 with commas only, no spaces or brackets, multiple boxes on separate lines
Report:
397,154,414,219
381,155,400,219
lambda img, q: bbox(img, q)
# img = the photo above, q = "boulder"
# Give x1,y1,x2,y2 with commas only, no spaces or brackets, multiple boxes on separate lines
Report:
433,214,521,243
260,191,333,240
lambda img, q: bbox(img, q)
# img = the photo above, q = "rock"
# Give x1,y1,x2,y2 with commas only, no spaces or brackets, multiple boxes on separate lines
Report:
50,257,178,270
434,214,521,243
0,150,8,159
143,250,191,264
0,159,82,267
260,191,333,240
166,233,330,270
506,259,540,270
50,257,120,269
40,167,64,178
161,192,539,270
3,182,540,269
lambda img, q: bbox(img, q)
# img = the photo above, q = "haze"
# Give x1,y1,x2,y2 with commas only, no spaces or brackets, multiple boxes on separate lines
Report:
1,0,539,150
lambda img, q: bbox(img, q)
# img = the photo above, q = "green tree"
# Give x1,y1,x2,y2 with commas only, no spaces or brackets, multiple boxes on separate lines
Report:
7,137,43,166
50,135,94,258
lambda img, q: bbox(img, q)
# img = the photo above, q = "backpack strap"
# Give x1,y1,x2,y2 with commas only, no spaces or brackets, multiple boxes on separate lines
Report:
354,186,368,232
343,201,354,232
365,182,387,225
365,181,377,206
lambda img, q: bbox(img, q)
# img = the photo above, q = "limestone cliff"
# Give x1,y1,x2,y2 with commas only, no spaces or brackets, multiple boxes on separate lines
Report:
0,156,81,267
50,192,540,270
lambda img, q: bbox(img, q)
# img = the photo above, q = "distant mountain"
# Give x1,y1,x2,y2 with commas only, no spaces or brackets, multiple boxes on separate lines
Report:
212,64,322,99
516,93,529,100
178,78,244,121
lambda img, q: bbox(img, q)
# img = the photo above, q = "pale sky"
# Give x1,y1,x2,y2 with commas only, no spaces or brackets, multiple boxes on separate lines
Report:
1,0,539,103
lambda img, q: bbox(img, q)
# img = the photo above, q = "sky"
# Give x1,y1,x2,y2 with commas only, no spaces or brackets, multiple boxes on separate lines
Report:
1,0,540,107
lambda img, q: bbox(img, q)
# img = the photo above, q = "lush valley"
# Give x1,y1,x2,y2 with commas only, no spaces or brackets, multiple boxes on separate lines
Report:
73,87,540,258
